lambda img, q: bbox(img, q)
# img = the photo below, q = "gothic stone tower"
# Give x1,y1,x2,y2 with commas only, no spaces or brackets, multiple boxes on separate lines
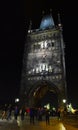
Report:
20,14,67,109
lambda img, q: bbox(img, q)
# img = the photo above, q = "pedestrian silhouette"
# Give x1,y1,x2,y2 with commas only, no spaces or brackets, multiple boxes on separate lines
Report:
29,107,35,124
45,109,50,125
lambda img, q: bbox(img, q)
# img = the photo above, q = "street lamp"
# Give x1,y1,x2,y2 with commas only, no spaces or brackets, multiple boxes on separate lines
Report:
62,99,66,103
15,98,20,103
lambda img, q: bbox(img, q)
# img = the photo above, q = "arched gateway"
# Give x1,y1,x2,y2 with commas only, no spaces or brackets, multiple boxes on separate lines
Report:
20,13,67,110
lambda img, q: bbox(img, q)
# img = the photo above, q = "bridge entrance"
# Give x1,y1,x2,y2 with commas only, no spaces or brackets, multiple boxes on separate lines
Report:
28,81,62,110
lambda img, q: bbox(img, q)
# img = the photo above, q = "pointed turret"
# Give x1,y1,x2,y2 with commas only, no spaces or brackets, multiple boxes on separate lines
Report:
39,14,55,30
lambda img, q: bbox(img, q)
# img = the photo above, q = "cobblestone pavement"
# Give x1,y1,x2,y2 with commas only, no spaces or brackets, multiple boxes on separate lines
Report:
0,116,78,130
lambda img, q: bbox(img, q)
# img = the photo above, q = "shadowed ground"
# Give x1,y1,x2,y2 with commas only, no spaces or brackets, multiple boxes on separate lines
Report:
0,115,78,130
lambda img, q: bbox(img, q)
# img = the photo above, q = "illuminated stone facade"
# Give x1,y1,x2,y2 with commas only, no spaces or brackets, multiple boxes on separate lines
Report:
20,14,67,109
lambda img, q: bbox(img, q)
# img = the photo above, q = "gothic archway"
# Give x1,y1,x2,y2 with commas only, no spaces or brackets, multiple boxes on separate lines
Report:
27,81,64,110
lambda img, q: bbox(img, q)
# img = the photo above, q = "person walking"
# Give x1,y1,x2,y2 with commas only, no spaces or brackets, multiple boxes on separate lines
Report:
45,109,50,125
14,106,19,120
2,104,7,120
57,109,61,121
20,107,25,120
29,107,35,124
6,104,12,120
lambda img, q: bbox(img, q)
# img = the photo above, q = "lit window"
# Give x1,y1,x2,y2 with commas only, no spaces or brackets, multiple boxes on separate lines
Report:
28,71,31,74
56,76,58,79
57,60,60,63
52,76,55,79
36,67,39,73
33,69,35,72
49,66,52,72
44,40,47,48
58,68,61,72
45,64,48,71
42,64,45,70
41,41,44,49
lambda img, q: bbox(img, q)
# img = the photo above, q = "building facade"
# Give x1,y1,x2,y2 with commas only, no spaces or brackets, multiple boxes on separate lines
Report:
20,14,67,109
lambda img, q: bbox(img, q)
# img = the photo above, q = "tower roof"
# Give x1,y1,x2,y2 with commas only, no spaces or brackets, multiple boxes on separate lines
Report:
40,15,55,30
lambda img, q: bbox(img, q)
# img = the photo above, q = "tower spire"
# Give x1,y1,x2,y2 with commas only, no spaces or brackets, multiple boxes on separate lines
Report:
58,13,62,29
28,20,32,33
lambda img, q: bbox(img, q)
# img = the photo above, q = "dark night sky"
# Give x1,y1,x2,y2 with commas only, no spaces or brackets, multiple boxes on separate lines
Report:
0,0,78,108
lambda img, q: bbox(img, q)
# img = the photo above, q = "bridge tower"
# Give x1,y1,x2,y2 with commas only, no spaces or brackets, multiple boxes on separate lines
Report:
20,13,67,110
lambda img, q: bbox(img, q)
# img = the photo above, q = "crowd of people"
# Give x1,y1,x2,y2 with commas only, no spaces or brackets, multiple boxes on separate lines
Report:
0,104,61,125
